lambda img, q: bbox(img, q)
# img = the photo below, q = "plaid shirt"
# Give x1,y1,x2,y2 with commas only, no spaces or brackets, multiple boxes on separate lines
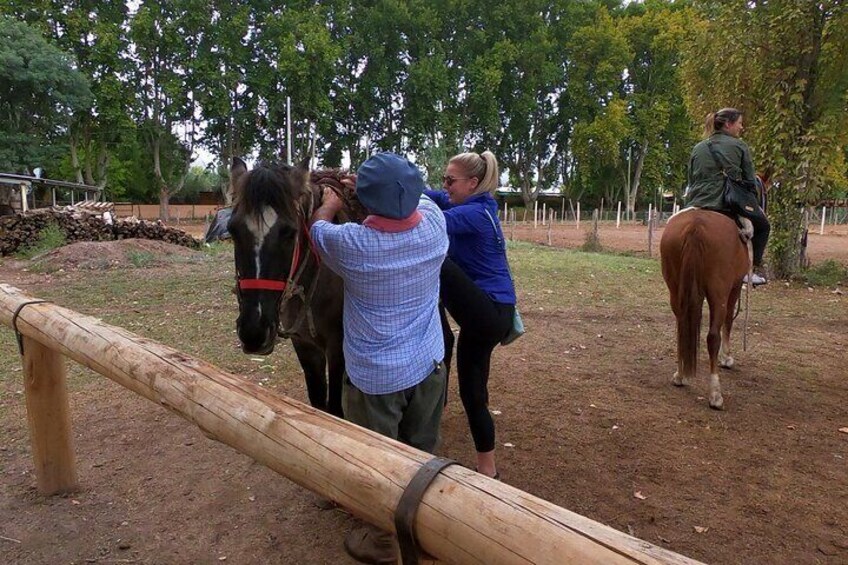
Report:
310,196,448,394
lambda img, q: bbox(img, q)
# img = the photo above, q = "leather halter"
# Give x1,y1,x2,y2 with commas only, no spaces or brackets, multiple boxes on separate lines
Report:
235,216,320,294
234,190,323,338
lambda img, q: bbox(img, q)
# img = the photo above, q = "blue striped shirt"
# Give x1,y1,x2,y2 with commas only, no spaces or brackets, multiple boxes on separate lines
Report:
310,196,448,395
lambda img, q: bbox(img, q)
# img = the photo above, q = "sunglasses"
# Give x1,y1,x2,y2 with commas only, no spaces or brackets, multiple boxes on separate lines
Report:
442,175,472,187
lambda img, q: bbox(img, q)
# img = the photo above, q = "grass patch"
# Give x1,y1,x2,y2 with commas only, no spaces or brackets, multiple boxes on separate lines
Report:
580,229,603,253
801,260,847,287
16,223,66,259
127,250,155,268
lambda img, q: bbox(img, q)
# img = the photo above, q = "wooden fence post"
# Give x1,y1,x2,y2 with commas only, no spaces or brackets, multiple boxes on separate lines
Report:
647,206,655,257
534,201,538,229
616,201,622,229
820,206,826,235
576,202,581,230
22,335,78,495
547,210,554,245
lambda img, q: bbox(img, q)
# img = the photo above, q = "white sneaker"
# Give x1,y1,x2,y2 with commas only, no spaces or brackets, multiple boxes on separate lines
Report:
743,273,767,286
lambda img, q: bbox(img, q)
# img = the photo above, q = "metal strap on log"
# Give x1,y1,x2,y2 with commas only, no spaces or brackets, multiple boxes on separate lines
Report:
395,456,457,564
0,284,703,565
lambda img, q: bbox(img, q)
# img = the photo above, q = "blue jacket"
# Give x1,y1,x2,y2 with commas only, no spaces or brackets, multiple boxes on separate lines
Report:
425,190,516,305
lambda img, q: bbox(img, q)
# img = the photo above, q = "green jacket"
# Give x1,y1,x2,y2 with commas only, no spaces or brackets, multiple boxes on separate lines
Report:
685,132,756,210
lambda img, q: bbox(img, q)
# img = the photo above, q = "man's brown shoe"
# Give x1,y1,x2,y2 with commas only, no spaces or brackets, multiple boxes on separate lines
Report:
344,524,397,564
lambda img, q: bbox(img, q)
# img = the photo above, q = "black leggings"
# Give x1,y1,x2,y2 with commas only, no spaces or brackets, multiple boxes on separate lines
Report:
744,206,770,268
438,258,513,453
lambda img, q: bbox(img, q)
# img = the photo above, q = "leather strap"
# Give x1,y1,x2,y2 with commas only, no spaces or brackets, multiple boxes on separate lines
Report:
238,279,287,291
394,457,457,564
12,300,49,355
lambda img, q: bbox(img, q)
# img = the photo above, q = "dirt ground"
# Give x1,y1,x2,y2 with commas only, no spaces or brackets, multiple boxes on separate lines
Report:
0,236,846,565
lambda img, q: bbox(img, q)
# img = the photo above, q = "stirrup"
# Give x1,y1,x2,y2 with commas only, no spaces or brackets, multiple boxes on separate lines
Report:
736,217,754,242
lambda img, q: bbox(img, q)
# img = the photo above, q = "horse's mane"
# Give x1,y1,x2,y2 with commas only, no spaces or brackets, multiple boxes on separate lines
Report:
234,163,304,222
233,163,369,224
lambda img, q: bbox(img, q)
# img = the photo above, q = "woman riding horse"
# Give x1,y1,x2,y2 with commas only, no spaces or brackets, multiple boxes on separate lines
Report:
685,107,771,285
661,108,772,410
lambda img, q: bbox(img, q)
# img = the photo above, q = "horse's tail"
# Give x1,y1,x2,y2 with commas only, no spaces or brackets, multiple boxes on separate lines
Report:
677,224,705,378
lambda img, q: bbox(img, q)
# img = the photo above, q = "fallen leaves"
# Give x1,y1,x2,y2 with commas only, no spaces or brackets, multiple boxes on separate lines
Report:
839,427,848,434
694,526,709,534
633,491,647,500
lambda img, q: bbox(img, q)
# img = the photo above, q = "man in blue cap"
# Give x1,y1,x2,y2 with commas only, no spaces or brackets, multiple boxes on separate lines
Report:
310,153,449,564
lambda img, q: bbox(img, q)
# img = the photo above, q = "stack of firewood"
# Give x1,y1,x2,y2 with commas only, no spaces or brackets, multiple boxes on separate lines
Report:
0,207,200,256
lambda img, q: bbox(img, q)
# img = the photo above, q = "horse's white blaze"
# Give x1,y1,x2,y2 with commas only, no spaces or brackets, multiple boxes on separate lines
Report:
246,207,278,278
246,207,278,322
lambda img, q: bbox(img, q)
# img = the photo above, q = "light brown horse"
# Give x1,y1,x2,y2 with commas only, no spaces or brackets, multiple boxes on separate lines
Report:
660,209,750,409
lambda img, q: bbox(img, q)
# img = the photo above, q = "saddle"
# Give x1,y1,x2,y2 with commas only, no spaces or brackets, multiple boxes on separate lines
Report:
735,216,754,243
675,206,754,243
310,170,369,223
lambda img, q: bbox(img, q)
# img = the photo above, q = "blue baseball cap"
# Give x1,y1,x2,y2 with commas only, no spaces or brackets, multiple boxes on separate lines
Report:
356,153,424,219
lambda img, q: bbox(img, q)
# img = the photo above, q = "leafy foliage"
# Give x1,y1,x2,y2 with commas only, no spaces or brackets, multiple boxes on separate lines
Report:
682,0,848,277
0,0,844,254
0,18,91,173
801,259,847,288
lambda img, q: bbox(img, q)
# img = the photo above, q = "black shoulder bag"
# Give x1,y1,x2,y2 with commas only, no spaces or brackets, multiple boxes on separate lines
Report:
706,141,759,215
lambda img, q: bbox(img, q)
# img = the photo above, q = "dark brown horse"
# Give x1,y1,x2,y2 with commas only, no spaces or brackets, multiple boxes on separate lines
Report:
227,158,362,417
660,209,750,409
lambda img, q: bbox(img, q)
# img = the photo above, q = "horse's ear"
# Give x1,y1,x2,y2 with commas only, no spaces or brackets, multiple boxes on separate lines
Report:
295,156,310,172
228,158,249,207
231,157,248,179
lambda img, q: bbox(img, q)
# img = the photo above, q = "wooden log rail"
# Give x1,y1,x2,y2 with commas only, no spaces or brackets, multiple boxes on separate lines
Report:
0,284,703,565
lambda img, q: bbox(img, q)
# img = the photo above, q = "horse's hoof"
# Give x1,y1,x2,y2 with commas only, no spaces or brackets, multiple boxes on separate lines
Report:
672,372,684,387
720,356,735,369
709,395,724,410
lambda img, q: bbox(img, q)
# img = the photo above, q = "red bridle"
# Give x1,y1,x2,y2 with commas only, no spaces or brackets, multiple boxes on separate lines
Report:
236,216,320,293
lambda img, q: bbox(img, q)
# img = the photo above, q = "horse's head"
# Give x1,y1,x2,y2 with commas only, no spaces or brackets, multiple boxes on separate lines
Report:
228,157,312,354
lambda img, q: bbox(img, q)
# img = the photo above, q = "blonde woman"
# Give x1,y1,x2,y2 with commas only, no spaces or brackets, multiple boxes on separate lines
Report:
425,150,516,479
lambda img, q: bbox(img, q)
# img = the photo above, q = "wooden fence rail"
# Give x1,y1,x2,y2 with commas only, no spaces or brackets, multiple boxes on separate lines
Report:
0,284,702,565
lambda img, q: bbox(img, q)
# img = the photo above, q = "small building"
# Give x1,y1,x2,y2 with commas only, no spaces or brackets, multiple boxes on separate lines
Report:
0,173,103,215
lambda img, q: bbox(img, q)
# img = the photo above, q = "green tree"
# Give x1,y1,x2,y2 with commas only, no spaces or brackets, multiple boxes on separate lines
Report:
567,5,632,206
0,18,91,173
621,0,695,217
129,0,203,219
683,0,848,277
192,1,257,204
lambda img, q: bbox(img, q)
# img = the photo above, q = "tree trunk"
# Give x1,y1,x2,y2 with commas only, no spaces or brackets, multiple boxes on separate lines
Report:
153,135,169,221
69,131,84,185
83,128,95,187
626,140,649,219
96,144,109,191
768,183,805,279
